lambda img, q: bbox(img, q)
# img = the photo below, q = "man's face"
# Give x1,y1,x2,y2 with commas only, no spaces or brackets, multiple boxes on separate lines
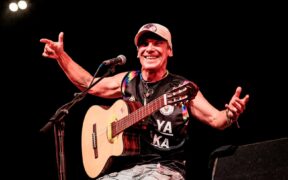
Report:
137,36,172,71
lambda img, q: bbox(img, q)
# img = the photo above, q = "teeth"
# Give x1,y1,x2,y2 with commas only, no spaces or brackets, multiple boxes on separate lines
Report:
145,56,156,59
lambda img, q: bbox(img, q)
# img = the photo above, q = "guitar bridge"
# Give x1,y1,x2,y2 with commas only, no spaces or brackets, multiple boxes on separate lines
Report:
92,124,98,158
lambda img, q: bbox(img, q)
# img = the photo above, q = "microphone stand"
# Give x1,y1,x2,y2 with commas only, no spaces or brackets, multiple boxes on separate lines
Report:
40,63,116,180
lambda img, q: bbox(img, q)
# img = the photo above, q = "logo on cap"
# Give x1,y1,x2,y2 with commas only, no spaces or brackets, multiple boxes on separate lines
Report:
142,23,157,32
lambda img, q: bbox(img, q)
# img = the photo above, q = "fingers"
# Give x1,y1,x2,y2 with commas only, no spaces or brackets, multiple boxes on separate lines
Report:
243,94,250,104
45,45,54,52
234,86,242,98
225,104,232,112
42,44,55,57
42,52,48,57
39,38,51,44
225,87,250,129
58,32,64,43
225,103,240,116
228,94,249,115
40,32,64,44
225,104,240,128
232,100,245,114
231,100,242,112
233,86,250,106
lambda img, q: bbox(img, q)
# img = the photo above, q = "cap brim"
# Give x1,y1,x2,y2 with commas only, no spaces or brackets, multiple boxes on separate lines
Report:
134,30,166,46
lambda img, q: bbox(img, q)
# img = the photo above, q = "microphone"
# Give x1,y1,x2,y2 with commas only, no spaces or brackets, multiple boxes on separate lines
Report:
102,55,127,66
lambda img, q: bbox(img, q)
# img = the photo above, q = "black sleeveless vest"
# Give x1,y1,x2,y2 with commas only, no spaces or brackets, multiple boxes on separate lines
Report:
120,70,198,176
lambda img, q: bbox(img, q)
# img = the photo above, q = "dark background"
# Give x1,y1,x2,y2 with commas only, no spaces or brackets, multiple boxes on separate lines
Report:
1,1,286,179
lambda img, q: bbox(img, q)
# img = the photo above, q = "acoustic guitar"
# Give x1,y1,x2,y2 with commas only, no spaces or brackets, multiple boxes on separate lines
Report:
81,81,198,178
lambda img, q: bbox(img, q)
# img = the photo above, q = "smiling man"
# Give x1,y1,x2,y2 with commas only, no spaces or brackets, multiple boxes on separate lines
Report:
40,22,249,179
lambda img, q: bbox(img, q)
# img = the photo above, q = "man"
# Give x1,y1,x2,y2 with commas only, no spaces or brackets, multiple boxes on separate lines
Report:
40,23,249,179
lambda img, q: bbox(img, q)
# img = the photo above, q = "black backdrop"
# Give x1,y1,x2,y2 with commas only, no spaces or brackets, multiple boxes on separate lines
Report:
1,1,286,179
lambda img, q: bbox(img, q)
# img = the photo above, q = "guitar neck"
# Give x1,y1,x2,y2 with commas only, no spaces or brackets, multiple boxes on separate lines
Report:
111,95,166,137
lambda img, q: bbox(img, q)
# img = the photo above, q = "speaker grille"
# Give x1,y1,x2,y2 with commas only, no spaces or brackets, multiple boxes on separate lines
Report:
212,137,288,180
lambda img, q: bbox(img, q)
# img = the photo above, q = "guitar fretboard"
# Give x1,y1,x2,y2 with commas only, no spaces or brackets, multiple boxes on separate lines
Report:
111,95,165,137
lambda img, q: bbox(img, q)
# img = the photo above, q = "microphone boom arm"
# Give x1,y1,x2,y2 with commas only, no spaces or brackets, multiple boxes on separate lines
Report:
40,64,115,133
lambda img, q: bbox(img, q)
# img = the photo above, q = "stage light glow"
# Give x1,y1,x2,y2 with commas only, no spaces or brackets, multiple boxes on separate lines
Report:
18,0,28,10
9,2,19,12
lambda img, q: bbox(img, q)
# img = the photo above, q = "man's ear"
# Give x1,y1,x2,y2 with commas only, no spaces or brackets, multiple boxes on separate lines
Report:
168,48,173,57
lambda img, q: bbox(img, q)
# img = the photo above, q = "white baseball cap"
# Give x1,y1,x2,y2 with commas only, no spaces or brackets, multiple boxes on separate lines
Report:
134,23,173,51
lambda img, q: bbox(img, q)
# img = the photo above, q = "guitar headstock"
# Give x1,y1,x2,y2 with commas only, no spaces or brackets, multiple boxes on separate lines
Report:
166,81,199,106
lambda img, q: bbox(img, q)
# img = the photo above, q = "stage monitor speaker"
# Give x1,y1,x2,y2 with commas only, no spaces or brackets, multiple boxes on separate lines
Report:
210,137,288,180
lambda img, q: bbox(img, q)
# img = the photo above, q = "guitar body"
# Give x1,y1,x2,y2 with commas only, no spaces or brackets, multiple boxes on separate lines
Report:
81,81,198,178
81,99,130,178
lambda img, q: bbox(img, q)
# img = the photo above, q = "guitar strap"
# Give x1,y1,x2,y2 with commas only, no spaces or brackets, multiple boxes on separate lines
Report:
120,70,141,156
121,70,140,96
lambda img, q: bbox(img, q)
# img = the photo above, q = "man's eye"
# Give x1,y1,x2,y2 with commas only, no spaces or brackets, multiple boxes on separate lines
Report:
138,42,147,47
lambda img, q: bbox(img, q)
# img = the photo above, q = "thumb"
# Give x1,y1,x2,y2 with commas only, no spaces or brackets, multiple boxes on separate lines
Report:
243,94,250,104
59,32,64,43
